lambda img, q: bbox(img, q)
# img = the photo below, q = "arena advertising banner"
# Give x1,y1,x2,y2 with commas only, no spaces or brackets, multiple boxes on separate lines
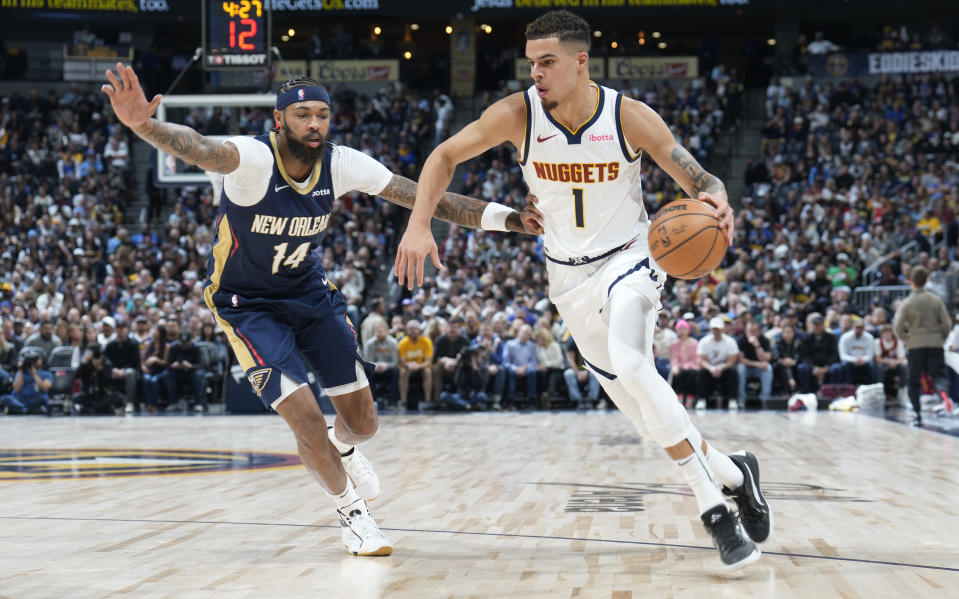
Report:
468,0,750,11
514,58,605,81
808,49,959,78
0,0,173,12
451,17,477,98
309,59,398,82
607,56,698,79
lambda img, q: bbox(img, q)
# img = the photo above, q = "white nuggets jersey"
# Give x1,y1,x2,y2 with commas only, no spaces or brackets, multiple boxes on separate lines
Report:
518,83,648,261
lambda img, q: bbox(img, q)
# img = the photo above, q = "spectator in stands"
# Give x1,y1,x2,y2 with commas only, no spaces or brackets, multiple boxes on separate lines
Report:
534,327,564,409
1,319,22,372
737,320,774,405
806,31,840,55
359,297,387,349
398,320,432,410
501,324,538,409
23,318,61,360
876,323,908,404
838,317,877,384
441,346,488,411
653,311,677,381
97,316,117,347
473,321,506,407
141,321,171,413
73,344,124,415
364,323,399,410
431,316,471,401
104,319,141,414
774,323,801,394
893,266,953,425
697,317,740,409
0,346,52,414
669,319,699,408
797,314,844,393
165,330,206,412
563,335,600,410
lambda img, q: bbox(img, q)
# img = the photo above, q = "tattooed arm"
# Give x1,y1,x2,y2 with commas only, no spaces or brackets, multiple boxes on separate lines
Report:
131,120,239,174
101,63,239,174
621,96,734,244
377,174,533,234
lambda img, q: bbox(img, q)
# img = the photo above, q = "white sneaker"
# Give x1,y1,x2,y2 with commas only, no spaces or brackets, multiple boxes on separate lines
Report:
338,499,393,556
124,402,135,414
342,448,380,501
729,400,739,411
695,399,707,410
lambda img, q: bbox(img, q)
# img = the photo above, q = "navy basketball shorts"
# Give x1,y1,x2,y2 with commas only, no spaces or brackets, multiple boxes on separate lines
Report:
205,282,373,410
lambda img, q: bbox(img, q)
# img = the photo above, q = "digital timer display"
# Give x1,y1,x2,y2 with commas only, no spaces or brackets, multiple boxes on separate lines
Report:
204,0,271,70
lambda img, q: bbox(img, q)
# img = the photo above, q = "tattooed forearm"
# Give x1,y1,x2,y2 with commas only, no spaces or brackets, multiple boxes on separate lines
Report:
377,174,524,231
669,144,723,195
132,118,240,174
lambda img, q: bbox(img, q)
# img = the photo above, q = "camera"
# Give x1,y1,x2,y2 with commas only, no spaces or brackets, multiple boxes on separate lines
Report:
18,348,43,371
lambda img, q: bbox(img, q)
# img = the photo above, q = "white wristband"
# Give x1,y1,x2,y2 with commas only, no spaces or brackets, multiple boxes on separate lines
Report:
481,202,514,232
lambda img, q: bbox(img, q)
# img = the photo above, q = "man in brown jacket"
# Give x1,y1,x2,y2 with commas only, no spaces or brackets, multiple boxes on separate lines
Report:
893,266,953,425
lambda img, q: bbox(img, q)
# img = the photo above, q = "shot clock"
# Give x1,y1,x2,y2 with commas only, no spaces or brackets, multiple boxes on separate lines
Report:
203,0,271,70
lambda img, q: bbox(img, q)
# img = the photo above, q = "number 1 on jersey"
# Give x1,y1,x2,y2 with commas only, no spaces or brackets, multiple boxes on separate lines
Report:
271,241,310,274
572,188,585,228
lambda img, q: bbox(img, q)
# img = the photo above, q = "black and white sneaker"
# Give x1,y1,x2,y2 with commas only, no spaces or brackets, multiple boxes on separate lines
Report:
723,450,773,543
701,504,761,570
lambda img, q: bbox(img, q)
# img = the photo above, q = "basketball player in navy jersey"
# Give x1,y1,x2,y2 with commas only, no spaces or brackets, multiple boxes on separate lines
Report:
396,12,771,570
102,63,538,556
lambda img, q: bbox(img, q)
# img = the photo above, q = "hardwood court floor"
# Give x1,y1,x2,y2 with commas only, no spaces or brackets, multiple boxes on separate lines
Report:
1,410,957,598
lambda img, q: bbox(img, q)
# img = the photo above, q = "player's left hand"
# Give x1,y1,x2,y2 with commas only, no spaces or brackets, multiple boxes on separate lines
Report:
696,191,734,246
521,194,545,236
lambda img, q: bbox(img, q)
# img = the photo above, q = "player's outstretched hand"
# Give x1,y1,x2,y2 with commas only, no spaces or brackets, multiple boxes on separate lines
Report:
395,222,444,290
522,194,545,236
101,62,162,131
696,191,735,246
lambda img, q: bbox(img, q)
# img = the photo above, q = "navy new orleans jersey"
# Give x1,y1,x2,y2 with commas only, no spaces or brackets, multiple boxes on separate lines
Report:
205,132,334,299
201,131,392,407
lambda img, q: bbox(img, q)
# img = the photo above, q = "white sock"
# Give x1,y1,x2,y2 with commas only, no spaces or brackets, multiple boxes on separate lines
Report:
705,444,744,490
327,424,354,455
328,476,362,510
674,448,727,515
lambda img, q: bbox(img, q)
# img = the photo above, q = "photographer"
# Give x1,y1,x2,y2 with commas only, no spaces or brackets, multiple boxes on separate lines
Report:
0,347,53,414
440,347,489,411
73,344,125,414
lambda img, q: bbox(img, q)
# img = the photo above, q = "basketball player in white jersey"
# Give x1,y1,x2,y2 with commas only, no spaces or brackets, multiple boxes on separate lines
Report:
395,11,771,570
102,64,539,557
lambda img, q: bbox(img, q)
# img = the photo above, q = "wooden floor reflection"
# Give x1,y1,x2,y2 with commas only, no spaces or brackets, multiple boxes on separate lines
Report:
1,409,957,598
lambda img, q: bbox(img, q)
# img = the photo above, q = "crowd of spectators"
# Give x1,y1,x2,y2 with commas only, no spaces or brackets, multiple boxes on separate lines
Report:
2,62,958,416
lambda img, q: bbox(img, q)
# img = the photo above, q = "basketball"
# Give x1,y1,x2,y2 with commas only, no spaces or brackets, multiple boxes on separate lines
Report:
647,199,727,280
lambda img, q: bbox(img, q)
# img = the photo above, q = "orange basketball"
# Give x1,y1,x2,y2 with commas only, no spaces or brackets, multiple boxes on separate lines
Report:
647,200,728,280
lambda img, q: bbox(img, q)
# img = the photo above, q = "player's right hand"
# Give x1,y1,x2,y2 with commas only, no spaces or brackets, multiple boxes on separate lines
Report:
395,222,444,290
101,62,162,131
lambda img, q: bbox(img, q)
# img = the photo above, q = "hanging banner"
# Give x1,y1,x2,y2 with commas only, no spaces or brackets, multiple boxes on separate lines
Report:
607,56,698,79
807,49,959,78
514,57,605,81
450,17,476,98
308,59,399,82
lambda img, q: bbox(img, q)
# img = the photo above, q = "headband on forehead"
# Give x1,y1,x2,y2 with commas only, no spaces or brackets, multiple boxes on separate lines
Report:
275,86,331,111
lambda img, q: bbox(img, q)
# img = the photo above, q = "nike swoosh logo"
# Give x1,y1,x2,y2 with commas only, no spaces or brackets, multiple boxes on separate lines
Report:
740,456,765,507
677,456,694,466
275,184,290,192
537,133,558,143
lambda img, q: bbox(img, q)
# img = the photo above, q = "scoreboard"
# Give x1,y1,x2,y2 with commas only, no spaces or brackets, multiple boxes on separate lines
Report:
203,0,271,70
